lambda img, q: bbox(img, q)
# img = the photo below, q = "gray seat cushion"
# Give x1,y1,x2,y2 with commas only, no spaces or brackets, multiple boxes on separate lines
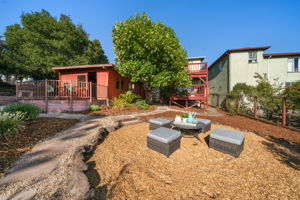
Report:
148,127,181,143
195,118,211,125
149,118,172,126
210,128,244,145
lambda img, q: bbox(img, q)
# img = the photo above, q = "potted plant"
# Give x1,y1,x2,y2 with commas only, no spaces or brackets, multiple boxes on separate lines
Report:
181,113,188,123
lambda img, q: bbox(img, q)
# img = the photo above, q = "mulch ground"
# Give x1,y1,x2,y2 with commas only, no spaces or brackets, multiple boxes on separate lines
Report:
86,123,300,199
139,110,300,146
0,117,79,177
86,105,156,116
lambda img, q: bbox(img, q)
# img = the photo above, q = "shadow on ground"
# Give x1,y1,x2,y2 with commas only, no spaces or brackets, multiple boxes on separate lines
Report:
83,130,110,200
262,136,300,170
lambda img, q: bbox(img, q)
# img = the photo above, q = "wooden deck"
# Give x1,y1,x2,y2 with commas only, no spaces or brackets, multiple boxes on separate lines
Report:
170,62,208,109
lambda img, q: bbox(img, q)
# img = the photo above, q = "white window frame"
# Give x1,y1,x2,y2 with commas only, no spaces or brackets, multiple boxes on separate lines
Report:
288,57,299,72
248,51,257,63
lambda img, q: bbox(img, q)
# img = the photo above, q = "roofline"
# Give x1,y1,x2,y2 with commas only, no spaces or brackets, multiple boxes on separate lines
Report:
227,46,271,52
209,46,271,68
188,56,206,60
263,52,300,57
52,64,114,72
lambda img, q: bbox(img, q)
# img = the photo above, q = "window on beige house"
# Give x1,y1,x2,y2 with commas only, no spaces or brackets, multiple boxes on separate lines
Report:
288,58,299,72
249,51,257,63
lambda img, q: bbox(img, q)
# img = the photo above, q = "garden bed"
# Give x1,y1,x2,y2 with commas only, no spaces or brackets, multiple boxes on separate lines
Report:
0,117,79,177
86,122,300,199
138,111,300,146
86,105,156,116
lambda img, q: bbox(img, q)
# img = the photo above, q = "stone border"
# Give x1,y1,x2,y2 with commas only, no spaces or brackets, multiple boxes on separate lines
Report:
64,124,121,200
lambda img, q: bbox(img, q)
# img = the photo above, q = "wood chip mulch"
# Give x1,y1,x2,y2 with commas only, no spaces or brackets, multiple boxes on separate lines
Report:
87,106,156,116
0,117,79,177
86,123,300,200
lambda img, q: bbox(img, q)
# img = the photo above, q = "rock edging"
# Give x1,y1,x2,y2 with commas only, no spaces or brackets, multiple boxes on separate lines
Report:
65,124,120,200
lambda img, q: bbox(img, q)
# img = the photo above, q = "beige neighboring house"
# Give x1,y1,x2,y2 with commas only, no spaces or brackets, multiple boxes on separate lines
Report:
208,46,300,104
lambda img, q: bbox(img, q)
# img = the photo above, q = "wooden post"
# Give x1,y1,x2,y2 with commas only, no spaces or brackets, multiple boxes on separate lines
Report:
237,95,240,113
69,80,73,112
45,79,48,113
15,82,19,101
89,82,92,102
253,96,257,118
217,94,220,108
282,96,286,127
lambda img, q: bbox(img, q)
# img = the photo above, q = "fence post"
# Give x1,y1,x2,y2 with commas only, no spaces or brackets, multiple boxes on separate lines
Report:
69,80,73,112
217,94,220,108
282,96,286,127
45,79,48,113
253,96,257,118
225,96,229,111
15,82,19,101
237,95,240,113
89,82,92,102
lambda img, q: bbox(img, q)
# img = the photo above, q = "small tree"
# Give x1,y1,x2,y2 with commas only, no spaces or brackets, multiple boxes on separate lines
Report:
284,80,300,111
112,13,191,104
253,73,283,119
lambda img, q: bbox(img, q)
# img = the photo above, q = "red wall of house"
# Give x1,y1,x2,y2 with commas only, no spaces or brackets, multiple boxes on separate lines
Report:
60,72,87,83
57,67,145,100
107,68,130,99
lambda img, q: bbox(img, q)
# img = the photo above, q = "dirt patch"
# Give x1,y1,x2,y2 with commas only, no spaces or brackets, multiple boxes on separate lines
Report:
139,111,300,146
0,117,79,177
86,123,300,199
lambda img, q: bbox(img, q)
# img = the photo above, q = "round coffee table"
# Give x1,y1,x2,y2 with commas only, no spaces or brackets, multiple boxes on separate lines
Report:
171,121,203,142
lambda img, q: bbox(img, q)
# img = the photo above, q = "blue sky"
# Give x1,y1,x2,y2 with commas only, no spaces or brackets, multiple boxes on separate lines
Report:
1,0,300,64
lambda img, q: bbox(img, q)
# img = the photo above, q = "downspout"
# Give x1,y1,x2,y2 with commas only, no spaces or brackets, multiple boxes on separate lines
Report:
227,52,230,92
267,55,272,80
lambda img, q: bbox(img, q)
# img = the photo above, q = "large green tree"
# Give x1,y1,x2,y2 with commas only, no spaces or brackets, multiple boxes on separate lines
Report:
112,13,191,103
3,10,108,80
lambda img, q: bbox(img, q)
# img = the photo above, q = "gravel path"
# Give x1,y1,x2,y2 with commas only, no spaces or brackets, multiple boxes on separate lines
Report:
38,112,87,120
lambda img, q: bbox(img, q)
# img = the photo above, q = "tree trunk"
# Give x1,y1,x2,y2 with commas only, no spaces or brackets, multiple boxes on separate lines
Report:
143,83,153,104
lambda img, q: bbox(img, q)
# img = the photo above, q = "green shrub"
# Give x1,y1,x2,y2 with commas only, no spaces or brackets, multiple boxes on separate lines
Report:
135,99,150,110
118,91,141,104
181,113,188,118
3,103,41,119
89,105,100,111
111,97,129,110
0,111,25,138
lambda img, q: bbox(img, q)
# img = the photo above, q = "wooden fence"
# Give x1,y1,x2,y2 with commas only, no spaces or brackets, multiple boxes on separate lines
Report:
209,93,300,130
16,80,108,112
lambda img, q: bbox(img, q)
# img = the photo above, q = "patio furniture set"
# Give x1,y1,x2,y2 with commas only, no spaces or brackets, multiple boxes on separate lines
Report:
147,116,244,157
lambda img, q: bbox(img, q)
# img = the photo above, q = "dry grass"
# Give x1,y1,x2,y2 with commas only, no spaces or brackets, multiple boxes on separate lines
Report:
86,123,300,200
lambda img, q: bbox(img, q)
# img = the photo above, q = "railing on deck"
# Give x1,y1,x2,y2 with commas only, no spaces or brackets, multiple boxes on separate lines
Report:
187,62,208,73
188,85,206,97
16,80,108,100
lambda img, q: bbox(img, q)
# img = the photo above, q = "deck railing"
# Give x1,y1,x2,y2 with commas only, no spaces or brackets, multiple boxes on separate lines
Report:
188,85,206,97
16,80,108,100
187,62,208,73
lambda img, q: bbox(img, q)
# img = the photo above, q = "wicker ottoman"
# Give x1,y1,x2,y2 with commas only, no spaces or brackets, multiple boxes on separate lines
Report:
195,118,211,132
209,128,244,157
147,127,181,157
149,118,172,130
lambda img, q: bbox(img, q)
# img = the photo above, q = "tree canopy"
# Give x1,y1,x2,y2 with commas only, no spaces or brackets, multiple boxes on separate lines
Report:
112,12,191,103
2,10,108,80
